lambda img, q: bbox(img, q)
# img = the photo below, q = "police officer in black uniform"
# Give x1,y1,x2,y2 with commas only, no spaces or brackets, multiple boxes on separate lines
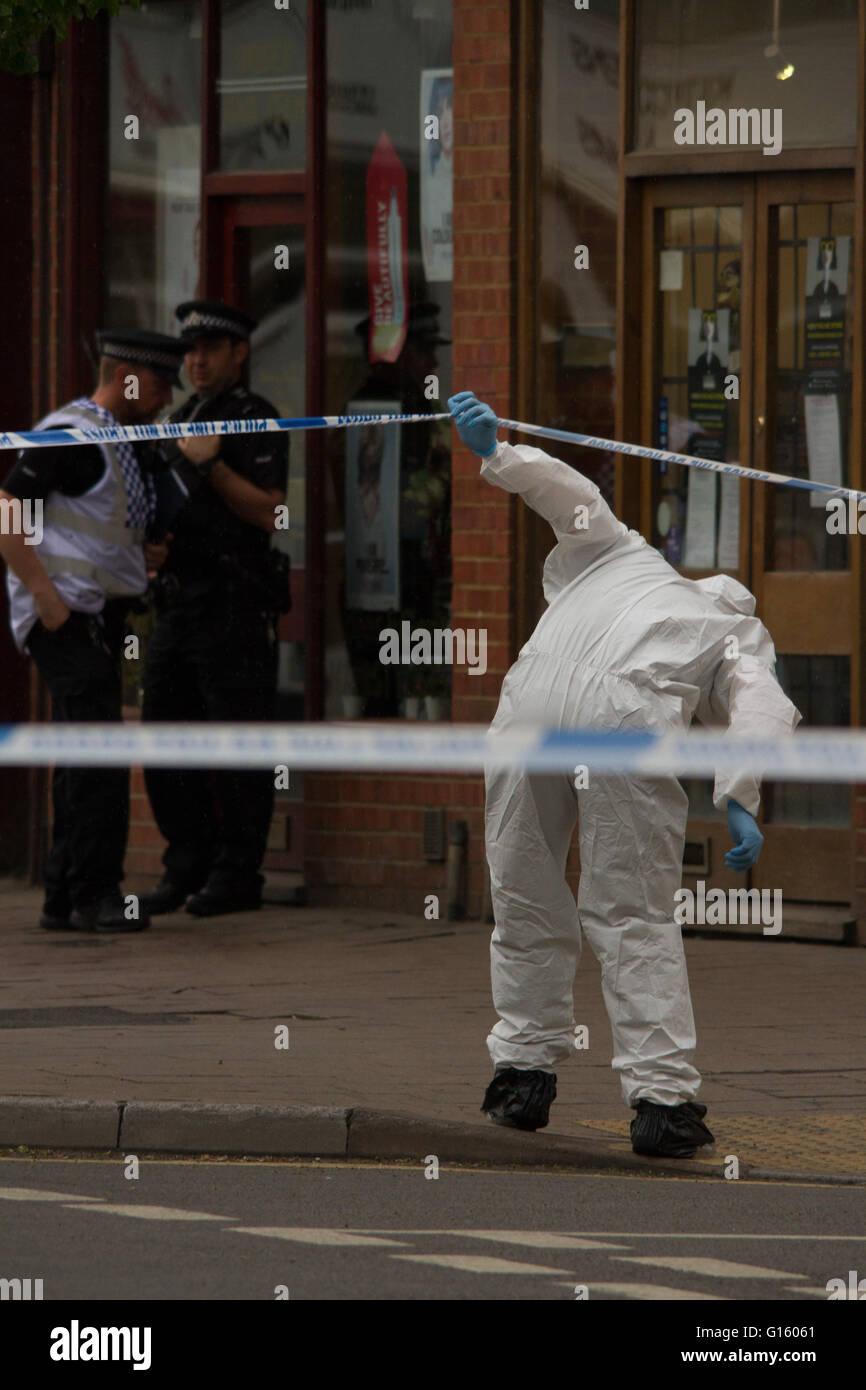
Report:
139,300,289,918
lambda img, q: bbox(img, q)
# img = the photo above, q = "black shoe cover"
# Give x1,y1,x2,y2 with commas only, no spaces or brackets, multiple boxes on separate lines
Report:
480,1067,557,1131
630,1099,715,1158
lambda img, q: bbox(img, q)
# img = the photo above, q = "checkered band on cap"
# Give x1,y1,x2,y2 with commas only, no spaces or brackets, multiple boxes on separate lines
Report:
178,309,249,336
99,340,183,374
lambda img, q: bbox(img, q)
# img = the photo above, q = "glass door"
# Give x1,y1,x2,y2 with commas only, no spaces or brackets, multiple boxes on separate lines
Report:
222,197,307,871
751,175,854,903
643,173,855,906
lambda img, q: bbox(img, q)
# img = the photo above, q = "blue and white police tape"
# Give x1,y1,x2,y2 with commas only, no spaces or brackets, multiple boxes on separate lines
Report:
0,412,451,453
0,721,861,779
0,407,859,505
496,416,864,505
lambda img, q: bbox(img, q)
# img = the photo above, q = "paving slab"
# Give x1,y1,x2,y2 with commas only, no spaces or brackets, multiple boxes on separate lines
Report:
1,878,864,1181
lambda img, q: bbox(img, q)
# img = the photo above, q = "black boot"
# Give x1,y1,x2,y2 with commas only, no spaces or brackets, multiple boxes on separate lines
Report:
185,874,263,918
630,1099,715,1158
69,891,150,933
139,875,202,916
480,1067,557,1131
39,911,72,931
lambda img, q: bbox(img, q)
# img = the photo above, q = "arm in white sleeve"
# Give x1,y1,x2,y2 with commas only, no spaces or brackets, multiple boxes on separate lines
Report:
709,628,802,815
480,441,627,547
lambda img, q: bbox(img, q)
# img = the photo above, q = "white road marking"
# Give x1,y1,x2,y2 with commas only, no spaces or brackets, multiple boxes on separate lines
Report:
532,1232,866,1242
556,1281,726,1300
62,1203,233,1222
392,1254,567,1276
446,1231,628,1251
613,1255,808,1281
0,1187,103,1203
228,1227,410,1247
315,1229,866,1243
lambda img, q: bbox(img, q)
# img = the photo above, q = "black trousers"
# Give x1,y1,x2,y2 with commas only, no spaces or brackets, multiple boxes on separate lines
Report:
27,609,128,912
141,595,278,889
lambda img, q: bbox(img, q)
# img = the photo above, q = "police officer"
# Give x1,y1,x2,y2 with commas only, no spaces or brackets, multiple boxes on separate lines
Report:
0,329,186,931
140,299,289,918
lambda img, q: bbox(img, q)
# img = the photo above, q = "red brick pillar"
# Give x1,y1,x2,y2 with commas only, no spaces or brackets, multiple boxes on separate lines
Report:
451,0,515,912
451,0,514,726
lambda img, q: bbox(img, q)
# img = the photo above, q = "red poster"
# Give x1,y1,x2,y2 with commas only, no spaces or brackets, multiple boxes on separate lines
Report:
366,132,408,364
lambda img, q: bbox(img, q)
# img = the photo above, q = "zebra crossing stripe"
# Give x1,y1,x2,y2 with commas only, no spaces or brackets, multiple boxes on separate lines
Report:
228,1227,410,1247
613,1255,808,1281
391,1253,567,1276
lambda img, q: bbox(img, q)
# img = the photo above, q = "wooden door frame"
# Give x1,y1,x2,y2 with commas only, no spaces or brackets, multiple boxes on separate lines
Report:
751,170,857,901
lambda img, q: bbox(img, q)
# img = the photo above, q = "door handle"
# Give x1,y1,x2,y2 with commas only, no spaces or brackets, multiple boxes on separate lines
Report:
755,415,765,435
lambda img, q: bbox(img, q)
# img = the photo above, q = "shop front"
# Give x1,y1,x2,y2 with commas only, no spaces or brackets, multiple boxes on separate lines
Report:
524,0,866,923
4,0,866,925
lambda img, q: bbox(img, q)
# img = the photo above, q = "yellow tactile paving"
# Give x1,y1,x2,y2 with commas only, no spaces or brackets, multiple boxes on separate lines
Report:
578,1114,866,1178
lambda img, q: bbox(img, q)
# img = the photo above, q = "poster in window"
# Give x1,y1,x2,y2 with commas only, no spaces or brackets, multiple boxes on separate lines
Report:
686,308,730,463
345,402,401,611
366,133,408,363
805,235,849,394
420,68,453,284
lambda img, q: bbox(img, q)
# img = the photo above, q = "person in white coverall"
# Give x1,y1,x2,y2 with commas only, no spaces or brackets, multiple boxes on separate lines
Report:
449,392,802,1159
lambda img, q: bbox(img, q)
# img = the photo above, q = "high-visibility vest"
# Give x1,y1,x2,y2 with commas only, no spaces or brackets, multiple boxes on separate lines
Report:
6,400,148,651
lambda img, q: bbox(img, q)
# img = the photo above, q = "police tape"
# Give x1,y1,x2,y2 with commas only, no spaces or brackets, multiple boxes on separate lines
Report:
496,416,866,504
0,721,861,780
0,407,859,506
0,412,451,452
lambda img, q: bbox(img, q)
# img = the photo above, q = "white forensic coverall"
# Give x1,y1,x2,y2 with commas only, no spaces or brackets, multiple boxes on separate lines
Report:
483,441,801,1106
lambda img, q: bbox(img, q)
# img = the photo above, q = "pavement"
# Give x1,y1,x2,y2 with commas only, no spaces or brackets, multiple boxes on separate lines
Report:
1,878,865,1184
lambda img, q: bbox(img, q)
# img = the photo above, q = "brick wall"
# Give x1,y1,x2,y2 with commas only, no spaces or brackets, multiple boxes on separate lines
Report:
304,0,515,914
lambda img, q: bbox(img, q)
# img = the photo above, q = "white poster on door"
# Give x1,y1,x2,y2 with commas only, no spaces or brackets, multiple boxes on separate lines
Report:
345,400,401,611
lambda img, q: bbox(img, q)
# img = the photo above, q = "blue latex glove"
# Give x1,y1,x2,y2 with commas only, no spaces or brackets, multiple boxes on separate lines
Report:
448,391,499,458
725,798,764,871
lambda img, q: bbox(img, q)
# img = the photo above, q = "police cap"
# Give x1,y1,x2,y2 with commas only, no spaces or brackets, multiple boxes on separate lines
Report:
176,299,258,342
96,329,187,387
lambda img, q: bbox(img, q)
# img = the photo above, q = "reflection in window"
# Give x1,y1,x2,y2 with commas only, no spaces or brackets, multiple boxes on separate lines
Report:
538,0,619,507
324,1,453,720
218,0,307,172
105,3,202,333
635,0,858,152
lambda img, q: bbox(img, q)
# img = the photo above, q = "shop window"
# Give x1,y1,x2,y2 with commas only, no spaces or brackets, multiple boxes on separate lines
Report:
105,2,203,334
218,0,307,172
537,0,619,503
323,0,453,720
635,0,858,153
766,201,853,573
